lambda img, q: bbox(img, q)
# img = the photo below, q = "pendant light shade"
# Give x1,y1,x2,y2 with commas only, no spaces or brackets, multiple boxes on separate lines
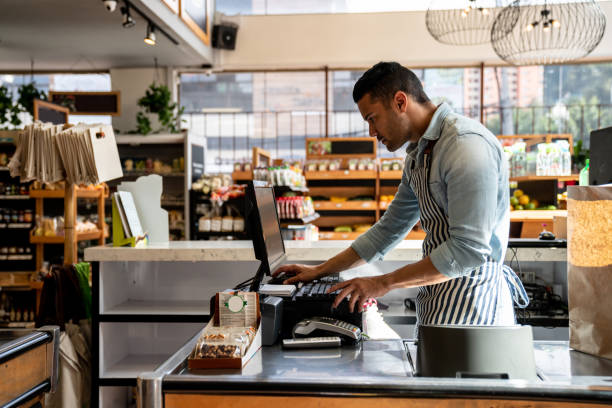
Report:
426,0,506,45
491,0,606,65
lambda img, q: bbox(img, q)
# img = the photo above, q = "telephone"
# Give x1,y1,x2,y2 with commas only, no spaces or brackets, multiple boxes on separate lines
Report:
292,316,362,344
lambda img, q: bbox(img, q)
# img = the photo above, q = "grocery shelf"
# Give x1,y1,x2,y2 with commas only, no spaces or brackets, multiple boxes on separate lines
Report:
0,195,30,200
305,170,377,180
30,230,104,244
122,171,184,178
510,175,579,182
0,271,36,287
0,166,9,171
379,201,392,210
280,212,320,226
115,134,185,145
29,187,107,199
274,185,309,193
0,222,32,229
379,170,403,180
313,200,378,211
231,170,254,180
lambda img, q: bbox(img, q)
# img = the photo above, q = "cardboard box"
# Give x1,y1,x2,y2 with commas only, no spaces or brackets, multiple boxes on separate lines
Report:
188,293,262,370
553,214,567,239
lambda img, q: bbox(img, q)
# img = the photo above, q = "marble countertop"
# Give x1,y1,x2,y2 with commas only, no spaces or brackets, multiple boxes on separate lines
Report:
85,240,566,263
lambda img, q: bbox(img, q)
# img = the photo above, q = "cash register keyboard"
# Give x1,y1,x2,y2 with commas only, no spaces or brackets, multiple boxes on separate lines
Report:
295,277,341,299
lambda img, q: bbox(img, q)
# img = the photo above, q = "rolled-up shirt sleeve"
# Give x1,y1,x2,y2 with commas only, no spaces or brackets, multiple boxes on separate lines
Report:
429,133,500,278
351,169,420,262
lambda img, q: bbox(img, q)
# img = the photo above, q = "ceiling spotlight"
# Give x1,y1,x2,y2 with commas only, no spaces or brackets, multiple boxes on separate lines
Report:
144,23,156,45
102,0,117,12
551,19,560,28
121,6,135,28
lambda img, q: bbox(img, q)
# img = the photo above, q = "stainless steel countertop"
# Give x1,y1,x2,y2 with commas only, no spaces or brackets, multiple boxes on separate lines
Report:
139,335,612,403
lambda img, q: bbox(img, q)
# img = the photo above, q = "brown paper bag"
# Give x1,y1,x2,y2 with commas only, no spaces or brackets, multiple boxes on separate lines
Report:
567,185,612,360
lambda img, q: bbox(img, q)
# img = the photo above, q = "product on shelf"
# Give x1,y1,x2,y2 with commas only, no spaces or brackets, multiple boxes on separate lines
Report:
253,165,306,189
380,159,404,172
276,196,314,219
0,182,29,196
123,156,184,175
192,174,233,195
233,162,253,172
0,292,36,325
281,224,319,241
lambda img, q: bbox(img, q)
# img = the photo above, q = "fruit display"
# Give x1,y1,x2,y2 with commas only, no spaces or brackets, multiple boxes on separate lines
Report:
510,189,556,211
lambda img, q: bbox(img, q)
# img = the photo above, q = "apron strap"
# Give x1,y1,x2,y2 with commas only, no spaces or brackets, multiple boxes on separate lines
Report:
501,265,530,309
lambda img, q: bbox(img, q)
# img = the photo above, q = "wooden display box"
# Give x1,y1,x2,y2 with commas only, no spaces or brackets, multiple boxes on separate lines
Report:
188,294,262,370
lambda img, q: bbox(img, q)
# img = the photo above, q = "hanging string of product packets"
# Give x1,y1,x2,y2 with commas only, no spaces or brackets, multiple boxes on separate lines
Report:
8,122,123,185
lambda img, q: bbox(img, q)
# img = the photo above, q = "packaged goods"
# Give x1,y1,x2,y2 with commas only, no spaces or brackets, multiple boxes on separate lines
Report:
567,185,612,360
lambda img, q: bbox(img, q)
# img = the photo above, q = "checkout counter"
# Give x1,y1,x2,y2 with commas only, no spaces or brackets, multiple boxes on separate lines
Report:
0,326,59,408
85,241,572,407
137,332,612,407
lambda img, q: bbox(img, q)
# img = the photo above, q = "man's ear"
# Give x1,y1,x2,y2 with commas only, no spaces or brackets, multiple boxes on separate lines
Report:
394,91,408,113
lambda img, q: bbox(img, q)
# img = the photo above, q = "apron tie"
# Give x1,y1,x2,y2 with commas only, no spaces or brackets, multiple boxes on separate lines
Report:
501,265,530,309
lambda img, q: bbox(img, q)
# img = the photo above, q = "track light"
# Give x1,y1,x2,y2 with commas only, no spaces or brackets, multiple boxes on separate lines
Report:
144,23,156,45
121,5,135,28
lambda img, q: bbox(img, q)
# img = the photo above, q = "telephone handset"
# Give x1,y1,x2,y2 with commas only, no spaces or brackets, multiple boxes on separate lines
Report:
292,316,362,343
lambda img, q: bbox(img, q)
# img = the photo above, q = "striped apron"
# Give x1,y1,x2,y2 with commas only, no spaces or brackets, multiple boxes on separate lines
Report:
409,141,528,331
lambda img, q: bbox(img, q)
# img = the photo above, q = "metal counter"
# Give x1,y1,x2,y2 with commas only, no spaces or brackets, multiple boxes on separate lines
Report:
0,326,59,408
138,333,612,407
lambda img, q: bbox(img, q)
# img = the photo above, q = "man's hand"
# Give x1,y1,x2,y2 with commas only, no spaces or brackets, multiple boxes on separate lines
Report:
329,275,390,312
272,264,324,285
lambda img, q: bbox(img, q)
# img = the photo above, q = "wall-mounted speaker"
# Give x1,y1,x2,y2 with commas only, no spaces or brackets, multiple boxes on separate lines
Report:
212,23,238,50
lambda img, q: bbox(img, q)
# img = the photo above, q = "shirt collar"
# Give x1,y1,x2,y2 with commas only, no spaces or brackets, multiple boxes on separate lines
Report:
405,102,452,160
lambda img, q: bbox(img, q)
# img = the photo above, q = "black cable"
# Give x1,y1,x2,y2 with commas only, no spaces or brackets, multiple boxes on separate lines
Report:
233,276,255,290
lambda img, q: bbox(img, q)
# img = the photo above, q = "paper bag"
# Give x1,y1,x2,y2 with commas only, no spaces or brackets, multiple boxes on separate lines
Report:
567,185,612,360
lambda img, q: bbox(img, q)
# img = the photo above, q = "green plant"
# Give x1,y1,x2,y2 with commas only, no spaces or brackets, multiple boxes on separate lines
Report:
0,85,22,129
573,139,589,169
17,83,46,116
135,83,184,134
135,111,152,135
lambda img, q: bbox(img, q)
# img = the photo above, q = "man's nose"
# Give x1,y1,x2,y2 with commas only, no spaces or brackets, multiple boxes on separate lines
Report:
369,124,377,137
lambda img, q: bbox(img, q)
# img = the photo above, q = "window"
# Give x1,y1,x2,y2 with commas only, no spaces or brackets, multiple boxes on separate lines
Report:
0,73,111,127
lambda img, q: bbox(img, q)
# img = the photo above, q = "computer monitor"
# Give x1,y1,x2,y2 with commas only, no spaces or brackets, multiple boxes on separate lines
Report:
590,127,612,186
247,181,286,291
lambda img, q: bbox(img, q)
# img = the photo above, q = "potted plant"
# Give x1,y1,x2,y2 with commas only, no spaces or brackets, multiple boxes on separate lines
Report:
134,83,184,135
0,85,22,129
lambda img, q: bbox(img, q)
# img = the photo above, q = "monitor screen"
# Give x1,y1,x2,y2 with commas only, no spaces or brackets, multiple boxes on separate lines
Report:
253,183,285,272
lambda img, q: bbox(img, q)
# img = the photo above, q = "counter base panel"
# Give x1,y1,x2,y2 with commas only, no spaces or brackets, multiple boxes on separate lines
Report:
165,394,612,408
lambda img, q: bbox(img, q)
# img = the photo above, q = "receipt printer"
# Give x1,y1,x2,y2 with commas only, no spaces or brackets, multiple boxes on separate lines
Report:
261,296,283,346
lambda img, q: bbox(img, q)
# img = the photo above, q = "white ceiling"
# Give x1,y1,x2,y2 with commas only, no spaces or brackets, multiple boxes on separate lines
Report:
0,0,210,71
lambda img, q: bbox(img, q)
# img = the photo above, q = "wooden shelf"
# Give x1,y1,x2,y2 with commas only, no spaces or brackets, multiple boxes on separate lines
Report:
305,170,377,180
510,175,579,182
30,230,104,244
231,170,253,180
30,186,107,199
0,271,36,287
379,171,403,180
115,133,185,145
0,195,30,200
123,171,184,178
313,201,377,211
379,201,392,210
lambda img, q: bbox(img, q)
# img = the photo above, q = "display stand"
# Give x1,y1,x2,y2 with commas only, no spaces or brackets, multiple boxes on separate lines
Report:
30,185,108,271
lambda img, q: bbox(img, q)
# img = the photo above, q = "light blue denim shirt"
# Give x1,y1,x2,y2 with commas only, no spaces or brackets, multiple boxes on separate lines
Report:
351,103,510,278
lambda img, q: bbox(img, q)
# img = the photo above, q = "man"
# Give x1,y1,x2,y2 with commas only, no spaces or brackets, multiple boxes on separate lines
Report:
274,62,527,328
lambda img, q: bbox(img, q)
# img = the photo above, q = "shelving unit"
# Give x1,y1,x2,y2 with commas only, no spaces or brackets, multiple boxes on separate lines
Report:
190,191,249,240
0,132,39,328
112,132,204,240
29,185,108,271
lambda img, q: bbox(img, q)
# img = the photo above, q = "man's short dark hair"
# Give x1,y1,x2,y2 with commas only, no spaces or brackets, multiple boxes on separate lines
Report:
353,62,430,105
